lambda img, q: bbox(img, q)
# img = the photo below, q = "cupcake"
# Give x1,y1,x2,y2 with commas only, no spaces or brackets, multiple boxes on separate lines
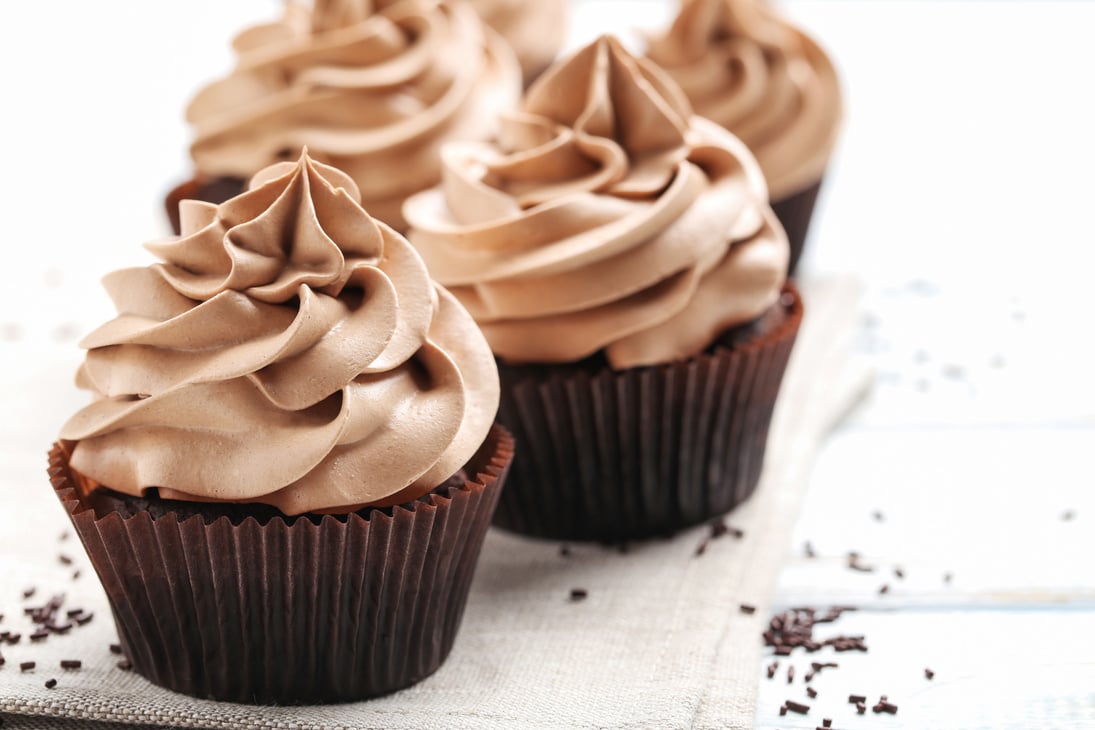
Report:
165,0,522,235
403,36,802,542
467,0,569,86
644,0,843,274
52,150,513,703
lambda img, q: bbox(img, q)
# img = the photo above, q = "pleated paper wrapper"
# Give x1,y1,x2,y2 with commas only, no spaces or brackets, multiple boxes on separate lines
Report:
772,176,826,276
48,425,514,705
492,285,803,543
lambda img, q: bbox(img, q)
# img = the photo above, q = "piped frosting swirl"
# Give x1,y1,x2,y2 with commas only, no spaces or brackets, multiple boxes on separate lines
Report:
403,35,788,369
468,0,568,84
644,0,842,200
186,0,521,230
61,152,499,515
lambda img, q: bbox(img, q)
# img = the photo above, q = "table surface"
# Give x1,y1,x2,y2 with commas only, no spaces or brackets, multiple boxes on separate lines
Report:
1,1,1093,728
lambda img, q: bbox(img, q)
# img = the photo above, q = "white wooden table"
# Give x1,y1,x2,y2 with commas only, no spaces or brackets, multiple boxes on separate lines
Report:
752,2,1095,727
1,1,1092,728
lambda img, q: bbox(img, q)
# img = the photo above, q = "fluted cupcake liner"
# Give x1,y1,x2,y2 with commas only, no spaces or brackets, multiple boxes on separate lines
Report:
48,425,513,705
492,285,803,543
772,177,826,276
165,176,246,235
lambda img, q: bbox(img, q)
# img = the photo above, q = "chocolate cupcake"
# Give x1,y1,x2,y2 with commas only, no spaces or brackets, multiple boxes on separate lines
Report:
54,151,512,703
166,0,522,235
467,0,569,86
404,36,801,542
644,0,843,274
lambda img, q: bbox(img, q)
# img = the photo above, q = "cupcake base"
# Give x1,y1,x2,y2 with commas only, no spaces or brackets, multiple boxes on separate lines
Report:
491,285,803,543
771,178,825,276
48,425,514,705
164,176,246,235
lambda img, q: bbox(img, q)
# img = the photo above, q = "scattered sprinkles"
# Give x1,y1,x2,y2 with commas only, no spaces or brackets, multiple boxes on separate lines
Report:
568,588,588,602
44,678,57,689
694,518,744,556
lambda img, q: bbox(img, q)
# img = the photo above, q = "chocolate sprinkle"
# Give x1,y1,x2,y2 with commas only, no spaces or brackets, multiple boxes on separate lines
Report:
568,588,588,602
846,552,875,573
779,704,787,716
894,566,906,579
786,665,794,684
766,661,779,679
806,686,818,698
925,667,935,680
739,604,756,615
878,584,890,595
559,545,571,558
22,588,35,599
848,694,866,704
784,699,810,715
61,659,82,670
109,643,122,655
74,612,94,626
116,659,132,671
804,541,816,558
30,629,49,642
856,701,867,715
822,721,833,729
45,678,57,689
20,661,35,672
58,554,73,566
873,700,899,714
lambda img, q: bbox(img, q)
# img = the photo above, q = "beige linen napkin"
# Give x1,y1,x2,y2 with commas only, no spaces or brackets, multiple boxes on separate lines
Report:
0,276,868,730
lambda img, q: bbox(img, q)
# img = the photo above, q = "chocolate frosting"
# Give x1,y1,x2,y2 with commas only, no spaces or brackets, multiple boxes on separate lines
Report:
468,0,568,83
645,0,842,200
186,0,521,230
62,152,499,515
403,35,787,369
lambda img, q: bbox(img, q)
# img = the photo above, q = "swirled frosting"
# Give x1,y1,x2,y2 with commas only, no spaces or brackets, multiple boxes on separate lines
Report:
403,35,788,369
186,0,521,231
468,0,568,84
644,0,842,200
61,152,499,515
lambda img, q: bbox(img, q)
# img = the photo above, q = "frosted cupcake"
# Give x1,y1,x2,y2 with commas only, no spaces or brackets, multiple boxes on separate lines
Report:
644,0,842,273
468,0,569,85
404,36,802,541
166,0,521,234
53,151,512,703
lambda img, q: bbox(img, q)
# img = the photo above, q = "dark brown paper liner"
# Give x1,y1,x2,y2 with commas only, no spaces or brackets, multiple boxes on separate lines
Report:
492,285,803,543
165,176,246,236
48,425,513,705
771,176,825,277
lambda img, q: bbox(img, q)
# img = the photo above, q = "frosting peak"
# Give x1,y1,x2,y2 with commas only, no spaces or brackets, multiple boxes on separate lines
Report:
63,152,499,515
186,0,522,230
404,35,788,369
645,0,842,200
